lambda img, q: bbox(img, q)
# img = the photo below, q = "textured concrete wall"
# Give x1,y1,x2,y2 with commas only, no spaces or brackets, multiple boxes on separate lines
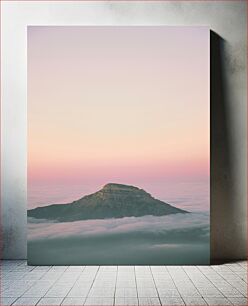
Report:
1,1,246,260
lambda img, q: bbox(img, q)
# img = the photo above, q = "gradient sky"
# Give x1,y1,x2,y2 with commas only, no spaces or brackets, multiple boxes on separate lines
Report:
28,26,209,211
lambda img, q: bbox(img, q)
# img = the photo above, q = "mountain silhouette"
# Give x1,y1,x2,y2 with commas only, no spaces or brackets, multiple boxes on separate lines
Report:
28,183,188,222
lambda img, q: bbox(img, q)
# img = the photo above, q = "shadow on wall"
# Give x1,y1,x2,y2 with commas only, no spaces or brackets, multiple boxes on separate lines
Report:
210,31,244,263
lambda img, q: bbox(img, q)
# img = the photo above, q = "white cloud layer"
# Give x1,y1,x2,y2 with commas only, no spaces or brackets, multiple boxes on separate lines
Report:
28,213,209,265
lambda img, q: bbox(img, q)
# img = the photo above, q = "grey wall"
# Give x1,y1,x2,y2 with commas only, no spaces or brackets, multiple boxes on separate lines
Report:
1,1,246,261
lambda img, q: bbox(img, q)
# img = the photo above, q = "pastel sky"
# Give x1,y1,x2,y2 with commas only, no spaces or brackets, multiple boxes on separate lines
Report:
28,26,209,211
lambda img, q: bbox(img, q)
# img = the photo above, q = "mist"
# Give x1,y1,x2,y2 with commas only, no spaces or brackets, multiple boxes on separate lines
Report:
28,213,209,265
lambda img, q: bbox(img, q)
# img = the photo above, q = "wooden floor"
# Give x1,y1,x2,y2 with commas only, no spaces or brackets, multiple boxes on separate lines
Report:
1,260,247,306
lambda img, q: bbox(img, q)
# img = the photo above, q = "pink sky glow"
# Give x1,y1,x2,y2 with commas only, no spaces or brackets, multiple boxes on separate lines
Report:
28,26,209,211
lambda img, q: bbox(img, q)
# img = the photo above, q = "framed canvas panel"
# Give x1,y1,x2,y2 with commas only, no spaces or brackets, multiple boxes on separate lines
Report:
27,26,210,265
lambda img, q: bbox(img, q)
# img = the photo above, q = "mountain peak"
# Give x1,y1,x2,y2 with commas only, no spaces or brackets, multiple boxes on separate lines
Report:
28,183,188,222
102,183,140,191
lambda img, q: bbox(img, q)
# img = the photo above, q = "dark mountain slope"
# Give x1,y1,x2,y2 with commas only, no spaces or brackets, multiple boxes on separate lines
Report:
28,183,188,222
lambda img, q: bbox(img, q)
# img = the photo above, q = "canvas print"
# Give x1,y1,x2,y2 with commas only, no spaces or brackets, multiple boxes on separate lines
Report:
28,26,210,265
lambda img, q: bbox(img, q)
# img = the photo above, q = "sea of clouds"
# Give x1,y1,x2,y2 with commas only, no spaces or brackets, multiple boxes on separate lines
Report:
28,213,210,265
